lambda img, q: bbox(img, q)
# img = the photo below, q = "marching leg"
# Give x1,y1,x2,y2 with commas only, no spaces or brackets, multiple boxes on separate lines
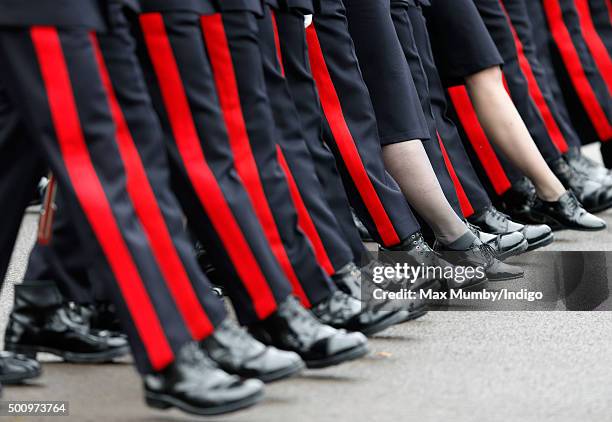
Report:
275,9,370,262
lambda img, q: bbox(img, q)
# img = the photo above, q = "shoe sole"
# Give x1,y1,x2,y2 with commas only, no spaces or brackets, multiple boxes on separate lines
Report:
396,304,429,324
526,232,555,251
528,210,607,232
0,366,42,384
6,344,130,364
360,309,412,337
305,343,369,369
496,239,529,261
487,272,524,282
256,360,306,383
145,389,264,416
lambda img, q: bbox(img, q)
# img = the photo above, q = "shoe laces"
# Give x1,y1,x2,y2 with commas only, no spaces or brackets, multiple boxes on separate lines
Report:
563,192,582,216
179,342,217,371
219,320,257,350
65,302,92,329
475,241,496,266
333,290,355,309
487,206,511,224
468,223,502,248
410,233,432,255
315,290,357,319
284,297,321,332
347,262,362,281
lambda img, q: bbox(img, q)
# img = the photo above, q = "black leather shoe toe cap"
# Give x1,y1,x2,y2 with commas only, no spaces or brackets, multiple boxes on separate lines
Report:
0,352,41,384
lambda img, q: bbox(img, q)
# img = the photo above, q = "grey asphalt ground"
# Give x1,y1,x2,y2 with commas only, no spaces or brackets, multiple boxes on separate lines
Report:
3,144,612,422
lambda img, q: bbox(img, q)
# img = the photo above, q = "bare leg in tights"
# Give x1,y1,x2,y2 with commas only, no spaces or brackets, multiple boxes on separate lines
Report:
382,139,475,246
465,66,565,201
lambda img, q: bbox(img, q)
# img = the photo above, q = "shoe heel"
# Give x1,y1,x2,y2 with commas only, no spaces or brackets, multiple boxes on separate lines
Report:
145,395,172,410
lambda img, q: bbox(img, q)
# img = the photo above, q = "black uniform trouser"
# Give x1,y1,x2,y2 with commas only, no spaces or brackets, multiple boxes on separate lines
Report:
469,0,566,165
25,190,102,305
588,0,612,55
388,0,493,218
573,0,612,93
343,0,430,145
206,10,335,305
534,0,612,143
0,21,226,373
308,0,421,248
258,5,355,274
275,9,370,263
136,10,332,310
498,0,583,151
23,8,313,325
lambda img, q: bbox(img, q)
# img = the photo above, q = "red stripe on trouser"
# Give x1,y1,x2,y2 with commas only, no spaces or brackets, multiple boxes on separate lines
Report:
305,24,401,246
574,0,612,92
139,13,278,318
543,0,612,140
437,132,474,217
270,10,285,76
607,0,612,23
448,86,512,195
30,27,173,370
90,34,213,340
200,14,310,307
499,0,569,153
276,146,335,275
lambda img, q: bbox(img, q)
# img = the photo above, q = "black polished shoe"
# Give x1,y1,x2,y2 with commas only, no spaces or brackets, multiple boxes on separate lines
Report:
0,351,41,384
380,233,487,291
551,157,612,213
249,296,368,369
469,224,528,261
530,191,607,231
5,305,130,363
468,205,554,252
333,262,428,325
566,148,612,186
496,178,541,224
434,239,524,282
83,302,122,334
201,319,303,383
5,283,129,363
144,342,264,416
312,288,409,336
65,302,130,352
